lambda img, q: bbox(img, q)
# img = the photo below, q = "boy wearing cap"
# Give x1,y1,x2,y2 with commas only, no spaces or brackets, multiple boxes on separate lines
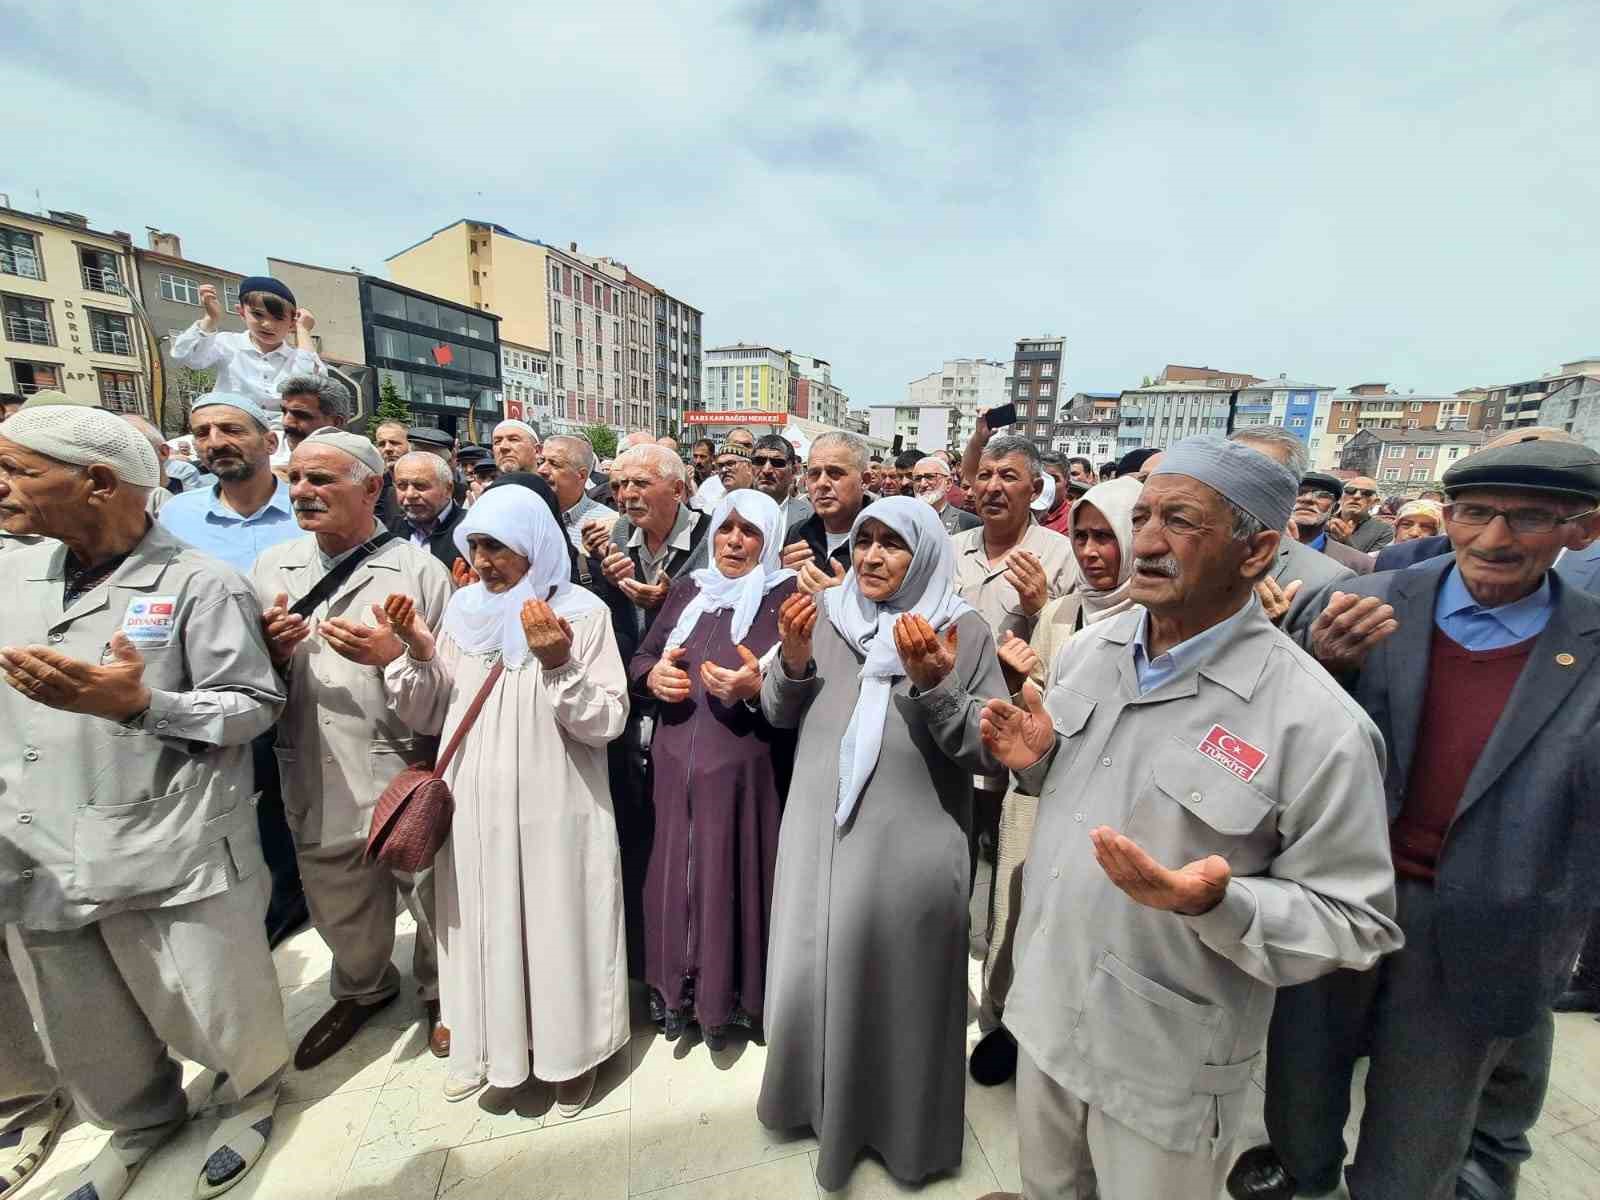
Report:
170,278,325,413
1237,438,1600,1200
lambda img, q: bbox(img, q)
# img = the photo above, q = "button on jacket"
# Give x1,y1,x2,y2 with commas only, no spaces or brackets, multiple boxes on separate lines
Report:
0,525,285,930
1003,600,1400,1155
251,534,453,847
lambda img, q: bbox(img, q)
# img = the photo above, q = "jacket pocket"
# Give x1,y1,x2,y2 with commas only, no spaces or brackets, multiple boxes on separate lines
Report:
1128,740,1277,876
1073,949,1223,1096
73,782,206,900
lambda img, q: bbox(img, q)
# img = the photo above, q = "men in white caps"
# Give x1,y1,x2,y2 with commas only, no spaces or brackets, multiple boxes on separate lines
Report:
0,403,289,1199
977,434,1400,1200
1237,438,1600,1200
490,418,540,474
251,429,452,1068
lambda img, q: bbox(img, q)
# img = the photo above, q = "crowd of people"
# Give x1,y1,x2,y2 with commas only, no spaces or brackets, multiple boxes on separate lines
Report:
2,277,1599,1200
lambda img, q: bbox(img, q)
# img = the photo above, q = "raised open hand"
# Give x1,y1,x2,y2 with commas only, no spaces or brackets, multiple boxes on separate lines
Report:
0,633,152,722
778,591,819,677
1089,827,1231,916
797,557,846,596
979,682,1055,771
383,593,436,662
261,590,311,667
520,598,574,669
321,602,407,668
996,629,1041,688
648,645,693,703
701,644,763,704
1003,548,1049,615
1308,591,1397,675
893,614,958,692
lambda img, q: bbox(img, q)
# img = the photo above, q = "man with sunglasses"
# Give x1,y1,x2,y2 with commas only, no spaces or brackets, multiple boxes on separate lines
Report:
1327,476,1395,552
750,434,812,523
1235,439,1600,1200
1292,472,1374,575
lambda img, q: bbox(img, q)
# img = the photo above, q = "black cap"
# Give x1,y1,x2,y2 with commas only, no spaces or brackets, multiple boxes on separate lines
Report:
455,443,490,462
1299,471,1345,498
1442,437,1600,503
407,426,454,450
1115,447,1159,477
236,276,296,307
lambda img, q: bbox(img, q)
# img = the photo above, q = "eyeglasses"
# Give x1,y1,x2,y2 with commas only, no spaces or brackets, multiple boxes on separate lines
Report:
1445,502,1597,535
751,454,790,469
1296,488,1337,503
911,473,949,483
715,459,748,473
1344,488,1378,498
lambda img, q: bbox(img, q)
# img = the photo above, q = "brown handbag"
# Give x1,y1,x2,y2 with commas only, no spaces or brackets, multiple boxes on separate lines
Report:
366,661,505,871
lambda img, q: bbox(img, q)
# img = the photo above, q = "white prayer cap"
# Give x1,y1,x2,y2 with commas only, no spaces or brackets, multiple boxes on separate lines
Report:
493,418,540,441
299,428,384,475
0,404,160,487
192,391,271,431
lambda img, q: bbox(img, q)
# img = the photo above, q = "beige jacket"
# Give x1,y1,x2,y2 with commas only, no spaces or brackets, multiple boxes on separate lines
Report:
950,521,1078,646
252,534,453,847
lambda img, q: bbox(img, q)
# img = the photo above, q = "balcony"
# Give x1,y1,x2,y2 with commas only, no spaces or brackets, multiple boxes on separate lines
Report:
99,386,140,413
81,265,124,294
4,315,53,345
0,247,43,279
91,328,133,356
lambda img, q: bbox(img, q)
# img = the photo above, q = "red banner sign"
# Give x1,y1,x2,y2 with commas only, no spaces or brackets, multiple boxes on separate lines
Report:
689,411,787,426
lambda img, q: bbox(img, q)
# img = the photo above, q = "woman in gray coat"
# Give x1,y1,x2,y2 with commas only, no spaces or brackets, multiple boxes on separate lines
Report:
757,497,1007,1190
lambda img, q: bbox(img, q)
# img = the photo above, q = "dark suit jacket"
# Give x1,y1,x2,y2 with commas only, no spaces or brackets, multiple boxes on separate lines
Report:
1274,537,1357,629
1373,533,1450,573
1320,536,1374,576
1325,556,1600,1035
940,505,981,535
1339,512,1396,553
387,504,467,573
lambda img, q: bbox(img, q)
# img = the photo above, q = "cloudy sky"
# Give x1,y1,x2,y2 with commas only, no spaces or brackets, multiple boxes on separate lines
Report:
7,0,1596,404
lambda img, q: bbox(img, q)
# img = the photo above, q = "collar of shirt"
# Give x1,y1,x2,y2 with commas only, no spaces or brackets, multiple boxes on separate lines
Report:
1308,530,1328,552
316,522,384,571
410,502,453,539
205,478,293,526
1433,562,1554,651
628,505,695,556
1130,595,1256,696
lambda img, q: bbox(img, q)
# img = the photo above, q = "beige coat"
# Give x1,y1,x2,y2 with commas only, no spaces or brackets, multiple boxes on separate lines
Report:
950,521,1079,646
252,535,453,847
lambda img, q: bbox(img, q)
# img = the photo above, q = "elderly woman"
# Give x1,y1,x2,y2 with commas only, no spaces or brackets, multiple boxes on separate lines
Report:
381,484,630,1115
1394,498,1444,542
629,490,798,1049
757,496,1008,1190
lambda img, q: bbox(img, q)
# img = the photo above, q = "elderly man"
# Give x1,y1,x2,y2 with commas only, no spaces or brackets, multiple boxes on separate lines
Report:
0,405,290,1200
1228,427,1358,629
781,431,872,590
490,418,541,474
1292,471,1374,574
1035,450,1077,533
593,444,708,627
277,374,350,451
389,450,466,571
252,431,452,1070
537,434,618,557
752,433,811,523
1329,476,1395,552
712,441,755,493
911,455,980,534
977,435,1400,1200
119,413,179,513
159,393,297,573
373,420,410,468
1235,440,1600,1200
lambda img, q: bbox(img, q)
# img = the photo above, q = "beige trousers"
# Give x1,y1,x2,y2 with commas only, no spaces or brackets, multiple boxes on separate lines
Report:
1017,1048,1230,1200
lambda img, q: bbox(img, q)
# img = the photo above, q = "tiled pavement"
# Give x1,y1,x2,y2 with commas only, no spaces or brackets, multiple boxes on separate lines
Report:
19,870,1600,1200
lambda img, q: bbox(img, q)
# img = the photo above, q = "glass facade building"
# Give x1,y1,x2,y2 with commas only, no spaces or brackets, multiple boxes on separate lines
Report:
361,277,501,437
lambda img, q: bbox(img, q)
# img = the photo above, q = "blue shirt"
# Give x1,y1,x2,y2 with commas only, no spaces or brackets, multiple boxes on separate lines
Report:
1434,564,1554,650
1307,531,1328,553
1130,597,1256,695
157,478,300,572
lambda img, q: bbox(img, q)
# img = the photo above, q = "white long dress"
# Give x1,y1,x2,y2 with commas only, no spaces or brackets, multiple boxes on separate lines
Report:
384,608,631,1086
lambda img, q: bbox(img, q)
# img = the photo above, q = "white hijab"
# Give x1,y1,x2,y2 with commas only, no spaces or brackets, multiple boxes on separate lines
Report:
443,485,604,668
1069,475,1142,624
664,489,795,649
822,496,973,826
1029,471,1057,514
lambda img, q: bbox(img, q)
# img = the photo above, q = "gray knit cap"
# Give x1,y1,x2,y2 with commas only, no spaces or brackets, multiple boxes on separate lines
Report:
1149,434,1297,533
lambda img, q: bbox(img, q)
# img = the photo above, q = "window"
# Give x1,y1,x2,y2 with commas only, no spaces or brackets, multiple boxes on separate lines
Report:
87,309,133,356
1415,446,1435,459
551,300,562,327
1409,402,1422,412
1382,468,1401,481
0,228,42,279
1041,362,1054,377
467,314,493,342
1410,468,1430,481
98,370,140,412
1385,444,1405,459
7,360,61,394
223,283,239,309
374,326,408,360
2,295,53,345
553,332,563,357
1040,382,1053,396
404,295,439,328
577,368,584,388
576,337,584,363
160,272,202,305
1018,363,1032,377
554,364,564,387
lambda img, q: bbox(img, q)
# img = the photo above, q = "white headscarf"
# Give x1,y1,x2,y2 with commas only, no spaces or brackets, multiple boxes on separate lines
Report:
664,489,796,649
442,485,603,668
1069,475,1142,624
822,496,973,826
1029,471,1057,514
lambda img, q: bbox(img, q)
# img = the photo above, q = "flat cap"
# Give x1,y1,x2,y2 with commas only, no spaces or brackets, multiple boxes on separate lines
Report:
454,443,490,462
1443,437,1600,502
192,392,270,430
0,404,161,487
406,425,455,450
1300,471,1345,498
1150,434,1298,533
299,428,384,475
236,276,296,308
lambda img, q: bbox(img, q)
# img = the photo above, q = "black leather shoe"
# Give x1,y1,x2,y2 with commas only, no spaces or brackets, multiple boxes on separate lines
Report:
1553,983,1600,1013
265,889,311,950
1456,1159,1512,1200
294,996,395,1070
968,1027,1018,1086
1227,1145,1299,1200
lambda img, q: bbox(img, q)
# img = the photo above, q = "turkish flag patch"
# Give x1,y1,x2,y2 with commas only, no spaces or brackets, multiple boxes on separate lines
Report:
1197,724,1268,783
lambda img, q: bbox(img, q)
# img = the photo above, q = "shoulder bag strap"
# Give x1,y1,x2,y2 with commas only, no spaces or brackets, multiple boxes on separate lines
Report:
289,531,398,619
432,661,505,780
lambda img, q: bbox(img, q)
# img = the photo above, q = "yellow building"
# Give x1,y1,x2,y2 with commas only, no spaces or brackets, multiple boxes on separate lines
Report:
0,206,148,411
387,220,551,356
701,344,791,415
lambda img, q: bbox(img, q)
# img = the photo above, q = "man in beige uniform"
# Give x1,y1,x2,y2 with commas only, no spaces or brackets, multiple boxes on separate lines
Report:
252,430,453,1070
978,435,1401,1199
0,404,288,1200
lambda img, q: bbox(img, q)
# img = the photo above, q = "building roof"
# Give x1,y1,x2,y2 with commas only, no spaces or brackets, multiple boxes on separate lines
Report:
1329,390,1460,403
1350,428,1486,446
1120,382,1228,395
385,218,548,261
135,246,246,281
706,342,788,355
0,205,131,244
1240,376,1331,391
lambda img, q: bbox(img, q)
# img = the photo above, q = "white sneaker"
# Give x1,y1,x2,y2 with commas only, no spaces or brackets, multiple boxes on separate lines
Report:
554,1068,597,1118
442,1071,487,1103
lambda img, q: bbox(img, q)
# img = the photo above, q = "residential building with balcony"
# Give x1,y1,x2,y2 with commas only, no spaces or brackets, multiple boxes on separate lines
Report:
906,357,1010,446
1051,393,1120,463
1484,358,1600,433
1010,337,1064,449
1116,382,1231,451
1312,383,1485,470
789,353,848,428
701,344,791,422
867,404,959,453
0,205,147,412
1338,428,1485,495
133,229,249,426
499,340,550,428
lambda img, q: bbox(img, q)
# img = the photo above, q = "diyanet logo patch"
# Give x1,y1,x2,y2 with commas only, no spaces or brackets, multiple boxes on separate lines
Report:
1197,724,1267,783
122,596,178,647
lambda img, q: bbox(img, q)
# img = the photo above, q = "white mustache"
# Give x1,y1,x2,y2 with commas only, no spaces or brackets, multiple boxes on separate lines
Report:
1135,555,1179,578
294,502,329,513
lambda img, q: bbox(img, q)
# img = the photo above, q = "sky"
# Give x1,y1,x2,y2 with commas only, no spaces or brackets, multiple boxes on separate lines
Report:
6,0,1597,406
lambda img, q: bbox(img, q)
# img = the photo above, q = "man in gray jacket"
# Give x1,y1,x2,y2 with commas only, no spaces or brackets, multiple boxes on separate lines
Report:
977,435,1401,1199
0,404,288,1200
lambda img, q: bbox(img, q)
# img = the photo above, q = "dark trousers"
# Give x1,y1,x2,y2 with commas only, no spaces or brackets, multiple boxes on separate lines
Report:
608,733,653,981
1265,877,1523,1200
1469,1011,1553,1193
252,731,303,925
1570,911,1600,989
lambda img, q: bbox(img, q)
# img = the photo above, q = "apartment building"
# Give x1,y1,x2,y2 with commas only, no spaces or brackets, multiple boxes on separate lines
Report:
701,343,791,417
789,353,848,427
866,404,959,453
0,205,147,412
133,229,248,424
906,357,1010,446
1117,382,1230,451
1484,358,1600,432
1313,383,1485,470
1157,363,1261,388
1339,428,1485,495
500,340,550,427
1052,393,1120,463
1011,337,1064,449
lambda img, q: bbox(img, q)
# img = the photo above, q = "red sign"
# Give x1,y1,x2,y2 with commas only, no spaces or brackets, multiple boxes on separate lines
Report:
431,344,454,366
1197,724,1268,783
505,398,524,420
149,602,175,616
690,411,787,426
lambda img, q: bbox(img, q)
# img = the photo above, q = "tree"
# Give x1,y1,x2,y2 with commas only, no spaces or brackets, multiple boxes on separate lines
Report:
582,423,619,458
165,366,216,435
369,377,413,436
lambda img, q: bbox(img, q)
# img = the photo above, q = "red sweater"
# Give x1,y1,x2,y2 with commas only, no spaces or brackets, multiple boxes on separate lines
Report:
1391,627,1534,881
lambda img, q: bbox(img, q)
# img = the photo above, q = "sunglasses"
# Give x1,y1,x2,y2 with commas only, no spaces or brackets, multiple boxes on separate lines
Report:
751,454,791,469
